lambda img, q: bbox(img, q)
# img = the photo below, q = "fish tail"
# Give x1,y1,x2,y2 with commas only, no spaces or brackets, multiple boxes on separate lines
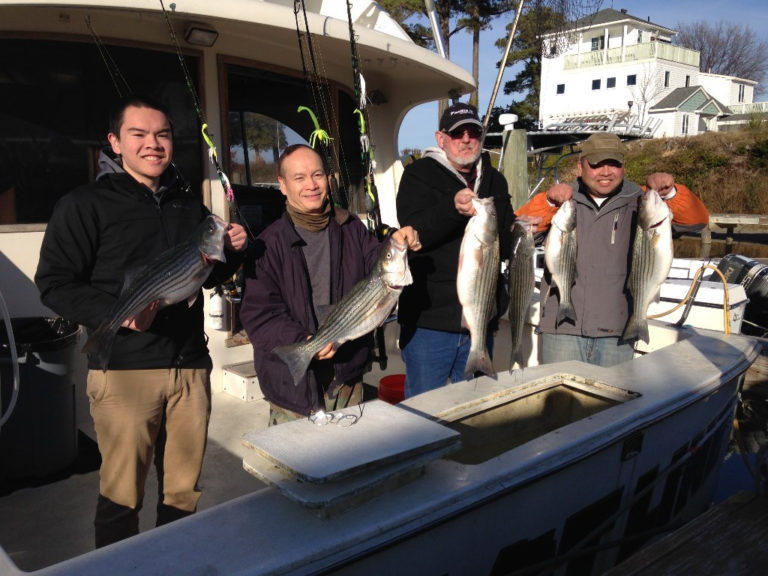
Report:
622,315,649,344
464,347,496,381
557,301,576,324
272,343,315,386
508,344,523,373
81,324,116,371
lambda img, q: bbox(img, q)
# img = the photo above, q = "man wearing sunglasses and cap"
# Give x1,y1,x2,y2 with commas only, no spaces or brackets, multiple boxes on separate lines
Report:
517,132,709,367
396,102,514,398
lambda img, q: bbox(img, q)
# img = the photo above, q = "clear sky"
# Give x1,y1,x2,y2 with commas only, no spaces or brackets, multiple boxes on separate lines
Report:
397,0,768,153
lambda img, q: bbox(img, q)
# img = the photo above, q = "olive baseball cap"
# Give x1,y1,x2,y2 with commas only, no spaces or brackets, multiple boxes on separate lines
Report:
580,133,625,164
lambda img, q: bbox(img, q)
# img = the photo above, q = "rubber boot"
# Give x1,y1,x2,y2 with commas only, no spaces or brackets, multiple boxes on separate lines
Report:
94,494,139,548
156,502,194,527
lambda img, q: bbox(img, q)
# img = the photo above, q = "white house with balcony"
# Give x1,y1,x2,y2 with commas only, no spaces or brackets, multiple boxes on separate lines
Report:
538,8,759,138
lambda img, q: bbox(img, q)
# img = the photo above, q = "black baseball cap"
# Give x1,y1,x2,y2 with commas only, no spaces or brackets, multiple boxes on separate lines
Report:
439,102,483,133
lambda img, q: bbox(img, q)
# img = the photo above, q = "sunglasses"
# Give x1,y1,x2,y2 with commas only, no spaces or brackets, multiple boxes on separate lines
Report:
444,126,483,140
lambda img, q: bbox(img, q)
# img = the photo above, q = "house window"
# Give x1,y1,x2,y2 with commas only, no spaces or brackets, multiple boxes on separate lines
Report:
627,74,637,86
738,84,745,102
682,114,689,135
591,36,604,51
607,77,616,89
592,79,601,90
685,75,690,87
638,30,643,43
664,71,670,87
556,84,565,94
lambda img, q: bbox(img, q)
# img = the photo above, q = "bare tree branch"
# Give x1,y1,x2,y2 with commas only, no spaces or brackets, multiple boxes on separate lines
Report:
675,20,768,89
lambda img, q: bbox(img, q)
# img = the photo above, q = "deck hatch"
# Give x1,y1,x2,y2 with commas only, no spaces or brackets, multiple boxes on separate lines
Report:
442,374,640,464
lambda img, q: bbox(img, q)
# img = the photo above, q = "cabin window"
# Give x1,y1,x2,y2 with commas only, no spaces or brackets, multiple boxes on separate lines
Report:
664,71,670,87
607,77,616,89
591,36,604,51
682,114,689,134
0,38,202,226
638,30,643,43
627,74,637,86
556,84,565,95
223,64,363,236
592,79,601,90
738,84,745,102
685,75,691,87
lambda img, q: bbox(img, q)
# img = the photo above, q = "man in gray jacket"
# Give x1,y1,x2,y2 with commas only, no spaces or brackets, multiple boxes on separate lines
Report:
517,132,709,366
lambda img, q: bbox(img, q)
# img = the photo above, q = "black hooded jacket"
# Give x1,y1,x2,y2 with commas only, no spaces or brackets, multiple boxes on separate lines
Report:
35,149,243,370
396,149,514,333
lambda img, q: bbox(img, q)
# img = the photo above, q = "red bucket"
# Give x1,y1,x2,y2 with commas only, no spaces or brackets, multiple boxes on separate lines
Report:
378,374,405,404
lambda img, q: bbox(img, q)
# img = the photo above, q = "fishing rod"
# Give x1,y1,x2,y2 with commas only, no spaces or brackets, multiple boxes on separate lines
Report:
158,0,253,238
293,0,348,210
85,16,131,98
345,0,382,235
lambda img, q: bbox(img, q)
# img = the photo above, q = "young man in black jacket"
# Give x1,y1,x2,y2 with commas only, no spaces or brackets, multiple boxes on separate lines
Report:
35,95,247,547
396,102,514,398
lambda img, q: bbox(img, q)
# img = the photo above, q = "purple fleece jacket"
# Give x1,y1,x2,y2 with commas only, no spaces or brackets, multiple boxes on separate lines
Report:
239,209,382,415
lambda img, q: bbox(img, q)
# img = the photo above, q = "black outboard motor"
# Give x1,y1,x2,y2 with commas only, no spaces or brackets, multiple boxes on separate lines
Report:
717,253,768,336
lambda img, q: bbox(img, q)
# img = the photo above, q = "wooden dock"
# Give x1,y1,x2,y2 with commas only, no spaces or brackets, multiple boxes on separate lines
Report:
603,491,768,575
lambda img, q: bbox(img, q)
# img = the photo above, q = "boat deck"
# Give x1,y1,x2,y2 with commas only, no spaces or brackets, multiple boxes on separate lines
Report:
0,321,413,571
0,383,271,571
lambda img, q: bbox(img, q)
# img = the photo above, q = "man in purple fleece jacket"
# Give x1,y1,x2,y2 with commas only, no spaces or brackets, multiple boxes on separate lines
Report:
240,144,420,425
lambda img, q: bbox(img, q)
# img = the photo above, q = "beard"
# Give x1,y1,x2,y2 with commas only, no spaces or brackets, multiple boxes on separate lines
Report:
446,147,481,170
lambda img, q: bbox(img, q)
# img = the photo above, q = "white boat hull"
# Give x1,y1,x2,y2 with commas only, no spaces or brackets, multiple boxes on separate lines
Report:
0,325,758,575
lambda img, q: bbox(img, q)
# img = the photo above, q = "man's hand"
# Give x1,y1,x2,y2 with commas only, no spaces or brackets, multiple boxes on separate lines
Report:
545,183,573,206
645,172,675,197
454,188,477,217
315,341,337,361
225,223,248,252
121,300,159,332
516,214,545,234
392,226,422,251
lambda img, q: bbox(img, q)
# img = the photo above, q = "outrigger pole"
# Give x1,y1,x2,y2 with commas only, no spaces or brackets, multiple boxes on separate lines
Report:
483,0,525,132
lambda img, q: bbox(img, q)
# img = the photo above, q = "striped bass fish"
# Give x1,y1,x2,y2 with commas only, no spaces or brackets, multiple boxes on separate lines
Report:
457,196,499,380
544,198,577,324
623,189,673,343
507,221,536,371
273,235,412,386
83,214,228,370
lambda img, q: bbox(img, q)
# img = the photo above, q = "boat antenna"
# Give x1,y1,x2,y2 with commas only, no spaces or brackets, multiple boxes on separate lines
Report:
158,0,252,238
344,0,382,235
293,0,348,210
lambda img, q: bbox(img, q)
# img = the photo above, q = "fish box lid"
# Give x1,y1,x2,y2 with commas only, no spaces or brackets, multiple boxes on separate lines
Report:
242,399,460,484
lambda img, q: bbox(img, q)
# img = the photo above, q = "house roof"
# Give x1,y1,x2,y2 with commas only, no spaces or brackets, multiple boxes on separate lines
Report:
699,72,759,87
541,8,677,37
649,86,732,116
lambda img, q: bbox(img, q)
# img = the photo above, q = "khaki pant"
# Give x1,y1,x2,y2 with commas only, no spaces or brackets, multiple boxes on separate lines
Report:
87,368,211,512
